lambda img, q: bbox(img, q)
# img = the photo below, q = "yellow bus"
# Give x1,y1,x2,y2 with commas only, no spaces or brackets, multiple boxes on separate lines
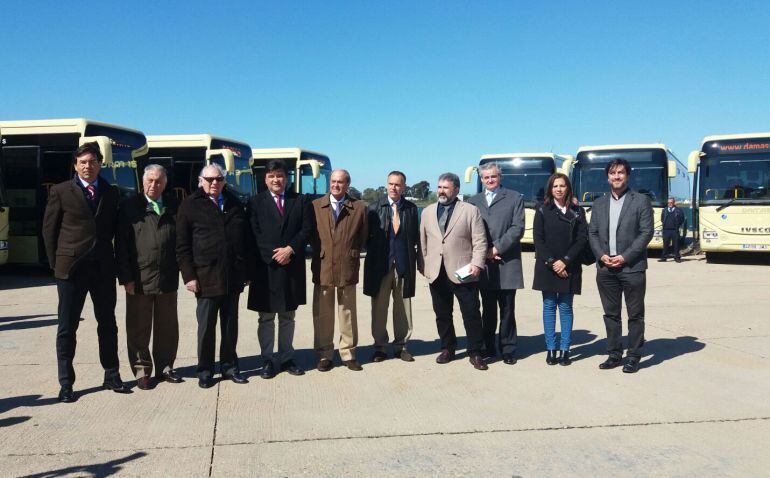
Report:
688,133,770,259
464,153,573,244
145,135,253,202
0,126,8,265
0,118,147,264
565,144,687,249
251,148,329,199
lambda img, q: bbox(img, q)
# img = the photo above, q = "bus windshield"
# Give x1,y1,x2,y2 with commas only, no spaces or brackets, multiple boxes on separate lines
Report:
699,155,770,204
480,157,554,206
574,150,667,206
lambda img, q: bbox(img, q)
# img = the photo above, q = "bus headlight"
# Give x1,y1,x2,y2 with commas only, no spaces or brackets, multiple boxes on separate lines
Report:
703,230,719,239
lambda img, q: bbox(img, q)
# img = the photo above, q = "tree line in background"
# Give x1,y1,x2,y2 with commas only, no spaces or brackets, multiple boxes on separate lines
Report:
349,180,433,204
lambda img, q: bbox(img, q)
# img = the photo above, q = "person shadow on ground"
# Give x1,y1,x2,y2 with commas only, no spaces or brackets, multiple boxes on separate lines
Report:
569,334,706,368
21,452,147,478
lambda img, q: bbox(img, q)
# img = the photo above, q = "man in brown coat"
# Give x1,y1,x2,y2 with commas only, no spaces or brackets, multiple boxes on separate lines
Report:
42,141,130,402
310,169,368,372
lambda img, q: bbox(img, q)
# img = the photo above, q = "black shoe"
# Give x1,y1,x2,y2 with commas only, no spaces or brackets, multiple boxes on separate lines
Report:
343,359,363,371
559,351,572,366
658,258,667,262
224,372,248,384
675,258,682,263
58,385,75,403
103,375,131,394
398,350,415,362
599,356,623,370
546,350,558,365
436,349,455,364
372,351,388,363
260,361,276,379
502,353,517,365
281,360,305,376
622,358,640,373
317,358,333,372
158,370,183,383
198,376,216,389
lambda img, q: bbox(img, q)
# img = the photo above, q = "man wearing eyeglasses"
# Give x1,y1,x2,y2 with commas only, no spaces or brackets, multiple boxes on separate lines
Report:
176,163,252,388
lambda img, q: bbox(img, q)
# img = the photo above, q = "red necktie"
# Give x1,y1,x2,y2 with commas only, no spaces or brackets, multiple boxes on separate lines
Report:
86,184,96,200
275,195,284,215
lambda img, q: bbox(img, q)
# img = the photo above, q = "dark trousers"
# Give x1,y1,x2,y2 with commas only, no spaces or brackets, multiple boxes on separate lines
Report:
428,265,484,356
480,289,517,355
596,268,646,359
126,291,179,378
196,294,240,379
662,229,681,260
55,264,119,387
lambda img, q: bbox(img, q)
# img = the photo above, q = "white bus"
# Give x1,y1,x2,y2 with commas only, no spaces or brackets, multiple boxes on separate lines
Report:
145,135,253,202
464,153,573,244
251,148,329,199
0,126,8,265
565,144,688,249
0,118,147,264
688,133,770,258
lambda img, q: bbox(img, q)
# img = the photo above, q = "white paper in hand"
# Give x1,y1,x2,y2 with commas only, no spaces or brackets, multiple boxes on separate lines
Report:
454,263,474,282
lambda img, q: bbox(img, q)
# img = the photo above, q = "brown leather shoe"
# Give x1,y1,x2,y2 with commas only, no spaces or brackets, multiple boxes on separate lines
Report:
317,358,333,372
137,376,154,390
343,359,363,371
398,350,415,362
469,355,489,371
436,349,455,364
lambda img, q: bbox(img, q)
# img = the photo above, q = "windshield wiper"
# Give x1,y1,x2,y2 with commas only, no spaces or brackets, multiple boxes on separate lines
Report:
716,198,737,212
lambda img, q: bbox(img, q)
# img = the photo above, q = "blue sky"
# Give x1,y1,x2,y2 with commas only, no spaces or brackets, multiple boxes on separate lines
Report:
2,1,769,194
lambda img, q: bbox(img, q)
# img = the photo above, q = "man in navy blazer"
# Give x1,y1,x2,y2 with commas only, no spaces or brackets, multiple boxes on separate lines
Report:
588,158,654,373
659,197,685,262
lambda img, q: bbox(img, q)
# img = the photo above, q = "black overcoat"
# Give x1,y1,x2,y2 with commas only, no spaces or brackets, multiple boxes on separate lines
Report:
532,202,588,295
176,188,251,298
363,197,421,298
246,190,313,312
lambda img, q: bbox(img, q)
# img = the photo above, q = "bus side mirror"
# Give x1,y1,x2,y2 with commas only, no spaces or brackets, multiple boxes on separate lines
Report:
687,150,700,173
79,136,113,166
297,159,320,179
668,160,677,178
206,149,236,173
464,166,477,183
132,143,149,160
560,157,575,175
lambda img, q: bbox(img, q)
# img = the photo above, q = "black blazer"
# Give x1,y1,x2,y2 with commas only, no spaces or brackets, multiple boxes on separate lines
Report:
660,206,684,230
176,188,251,297
247,190,313,312
363,196,421,298
42,176,119,280
532,202,587,294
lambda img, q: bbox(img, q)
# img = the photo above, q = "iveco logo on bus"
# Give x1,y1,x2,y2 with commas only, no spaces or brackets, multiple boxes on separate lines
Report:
740,227,770,233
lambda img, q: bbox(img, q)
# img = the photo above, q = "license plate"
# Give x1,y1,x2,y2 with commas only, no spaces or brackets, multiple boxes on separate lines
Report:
741,244,768,250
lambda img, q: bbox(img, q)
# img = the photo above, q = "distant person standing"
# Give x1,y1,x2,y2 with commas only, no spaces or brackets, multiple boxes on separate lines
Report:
659,197,684,262
116,164,182,390
310,169,368,372
532,173,588,366
363,171,422,363
42,142,129,402
176,164,251,388
247,159,313,378
588,158,654,373
467,163,524,365
420,172,489,370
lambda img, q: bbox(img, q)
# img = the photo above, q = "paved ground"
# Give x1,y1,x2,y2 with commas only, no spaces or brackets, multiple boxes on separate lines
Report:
1,251,769,477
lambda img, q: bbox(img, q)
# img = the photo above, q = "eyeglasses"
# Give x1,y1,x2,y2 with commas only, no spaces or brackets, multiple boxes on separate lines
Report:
201,176,225,183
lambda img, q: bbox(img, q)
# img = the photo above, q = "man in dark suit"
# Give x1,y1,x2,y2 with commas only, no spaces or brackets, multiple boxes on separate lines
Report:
467,163,525,365
247,159,312,378
659,197,685,263
42,141,130,402
363,171,422,363
177,163,251,388
588,158,654,373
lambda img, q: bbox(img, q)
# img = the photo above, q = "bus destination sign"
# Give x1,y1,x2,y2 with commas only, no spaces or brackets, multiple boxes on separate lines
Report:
708,141,770,155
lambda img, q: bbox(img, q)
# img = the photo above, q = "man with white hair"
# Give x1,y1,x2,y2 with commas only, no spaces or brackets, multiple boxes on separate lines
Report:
116,164,181,390
177,163,251,388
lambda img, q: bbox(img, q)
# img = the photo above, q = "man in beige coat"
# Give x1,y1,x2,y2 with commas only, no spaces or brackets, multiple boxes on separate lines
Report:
310,169,368,371
420,172,489,370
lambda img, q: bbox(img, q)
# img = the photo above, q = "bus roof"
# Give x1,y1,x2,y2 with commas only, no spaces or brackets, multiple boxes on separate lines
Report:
700,132,770,147
147,134,249,150
0,118,145,137
480,152,570,161
250,147,328,159
577,143,669,154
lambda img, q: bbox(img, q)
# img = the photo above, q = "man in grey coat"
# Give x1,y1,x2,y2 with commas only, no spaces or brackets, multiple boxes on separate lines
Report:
467,162,525,365
588,158,653,373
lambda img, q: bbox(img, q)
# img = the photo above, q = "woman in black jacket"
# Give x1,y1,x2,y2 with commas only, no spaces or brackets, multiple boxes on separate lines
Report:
533,173,588,366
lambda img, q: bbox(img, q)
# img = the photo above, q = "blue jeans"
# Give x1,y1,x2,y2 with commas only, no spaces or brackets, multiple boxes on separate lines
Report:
542,292,574,351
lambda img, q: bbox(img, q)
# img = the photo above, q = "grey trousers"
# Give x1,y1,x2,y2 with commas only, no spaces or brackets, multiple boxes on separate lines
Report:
125,291,179,378
371,268,413,353
257,310,296,364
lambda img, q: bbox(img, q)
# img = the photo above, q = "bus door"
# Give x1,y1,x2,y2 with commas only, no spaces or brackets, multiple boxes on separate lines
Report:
2,146,45,263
